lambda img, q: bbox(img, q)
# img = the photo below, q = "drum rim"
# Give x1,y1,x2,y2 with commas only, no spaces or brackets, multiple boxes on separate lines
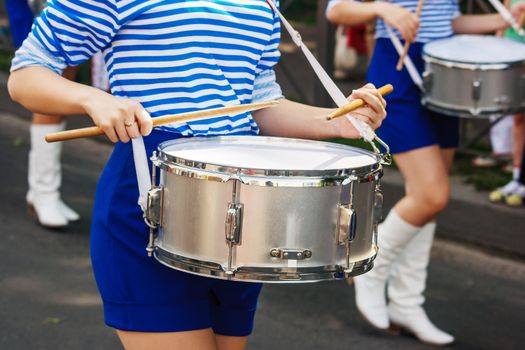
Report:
154,245,377,283
155,136,382,182
423,35,525,67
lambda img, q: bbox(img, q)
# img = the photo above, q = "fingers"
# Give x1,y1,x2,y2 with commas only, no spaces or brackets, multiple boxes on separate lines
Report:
135,108,153,136
351,88,386,115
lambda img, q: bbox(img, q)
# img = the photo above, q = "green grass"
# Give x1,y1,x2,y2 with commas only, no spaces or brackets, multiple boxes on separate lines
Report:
0,50,14,73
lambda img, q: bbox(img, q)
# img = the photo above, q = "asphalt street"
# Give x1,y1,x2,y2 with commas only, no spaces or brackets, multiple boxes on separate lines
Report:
1,113,524,350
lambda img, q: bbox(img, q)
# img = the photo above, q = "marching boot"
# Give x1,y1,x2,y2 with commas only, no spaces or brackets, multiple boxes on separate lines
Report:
387,222,454,346
354,209,421,330
27,122,75,228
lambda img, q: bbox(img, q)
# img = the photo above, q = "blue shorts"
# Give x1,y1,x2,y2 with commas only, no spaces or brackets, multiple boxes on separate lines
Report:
90,129,262,335
368,39,460,154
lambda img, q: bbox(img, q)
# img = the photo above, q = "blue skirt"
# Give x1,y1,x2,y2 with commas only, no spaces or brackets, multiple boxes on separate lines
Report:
90,129,262,334
369,39,459,154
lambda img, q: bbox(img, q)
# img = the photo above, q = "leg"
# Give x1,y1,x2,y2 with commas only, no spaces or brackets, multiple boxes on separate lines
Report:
117,329,218,350
394,145,450,226
27,67,80,227
215,335,249,350
513,113,525,172
385,146,454,345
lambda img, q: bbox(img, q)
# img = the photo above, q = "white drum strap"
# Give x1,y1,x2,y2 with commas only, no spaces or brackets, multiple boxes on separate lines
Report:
266,0,376,142
132,136,150,212
384,24,425,92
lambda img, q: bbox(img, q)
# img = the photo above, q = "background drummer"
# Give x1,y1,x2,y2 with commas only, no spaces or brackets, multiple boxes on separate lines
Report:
7,1,387,349
327,0,525,346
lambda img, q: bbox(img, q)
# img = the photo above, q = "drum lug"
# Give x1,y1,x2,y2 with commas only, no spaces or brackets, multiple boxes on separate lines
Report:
423,70,433,92
269,248,312,260
373,185,384,246
472,79,482,101
337,204,357,246
225,203,244,246
145,187,164,228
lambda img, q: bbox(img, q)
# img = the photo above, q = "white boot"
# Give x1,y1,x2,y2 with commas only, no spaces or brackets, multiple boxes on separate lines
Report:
387,223,454,346
27,123,72,228
354,209,421,330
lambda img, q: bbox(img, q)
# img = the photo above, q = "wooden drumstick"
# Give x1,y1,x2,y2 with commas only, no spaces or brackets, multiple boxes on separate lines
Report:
396,0,425,71
326,84,394,120
45,100,280,142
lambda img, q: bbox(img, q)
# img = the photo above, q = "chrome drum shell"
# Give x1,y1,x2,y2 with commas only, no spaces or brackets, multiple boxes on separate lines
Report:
151,136,383,283
422,35,525,117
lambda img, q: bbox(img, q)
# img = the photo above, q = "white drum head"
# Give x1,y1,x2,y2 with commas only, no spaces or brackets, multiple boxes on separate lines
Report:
423,35,525,64
160,136,378,171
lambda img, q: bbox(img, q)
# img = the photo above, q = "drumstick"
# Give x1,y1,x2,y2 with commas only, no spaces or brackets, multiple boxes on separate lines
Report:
396,0,425,71
45,100,280,142
326,84,394,120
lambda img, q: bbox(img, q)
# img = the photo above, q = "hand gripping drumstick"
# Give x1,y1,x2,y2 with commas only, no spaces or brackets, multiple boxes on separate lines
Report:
326,84,394,120
45,100,280,143
396,0,425,71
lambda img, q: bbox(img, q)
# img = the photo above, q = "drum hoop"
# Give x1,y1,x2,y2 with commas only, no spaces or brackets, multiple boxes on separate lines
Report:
422,35,525,68
422,97,525,118
155,136,382,184
154,245,377,283
423,55,517,71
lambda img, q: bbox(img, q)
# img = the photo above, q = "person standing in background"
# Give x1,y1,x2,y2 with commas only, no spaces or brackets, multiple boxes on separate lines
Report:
489,0,525,206
4,0,111,228
327,0,525,345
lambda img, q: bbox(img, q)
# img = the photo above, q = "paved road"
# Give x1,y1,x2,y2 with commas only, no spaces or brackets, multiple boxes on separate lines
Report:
1,113,524,350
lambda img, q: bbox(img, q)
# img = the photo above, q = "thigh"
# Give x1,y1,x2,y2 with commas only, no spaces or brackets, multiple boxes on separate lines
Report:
395,145,449,198
215,334,249,350
117,328,218,350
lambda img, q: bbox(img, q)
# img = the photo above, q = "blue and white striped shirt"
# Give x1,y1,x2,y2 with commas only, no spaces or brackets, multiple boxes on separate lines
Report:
327,0,461,43
12,0,283,136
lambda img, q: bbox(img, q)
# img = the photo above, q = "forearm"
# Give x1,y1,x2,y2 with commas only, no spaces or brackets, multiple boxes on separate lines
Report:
452,14,508,34
8,66,105,116
253,99,337,140
327,1,381,26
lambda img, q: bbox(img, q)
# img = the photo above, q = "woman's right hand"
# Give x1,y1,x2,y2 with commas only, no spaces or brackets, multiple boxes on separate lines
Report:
376,2,420,42
81,89,153,143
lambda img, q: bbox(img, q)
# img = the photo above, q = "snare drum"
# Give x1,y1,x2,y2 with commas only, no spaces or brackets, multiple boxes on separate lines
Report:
422,35,525,117
144,136,385,283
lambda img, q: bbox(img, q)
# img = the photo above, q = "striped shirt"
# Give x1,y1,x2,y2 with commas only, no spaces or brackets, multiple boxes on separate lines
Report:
11,0,283,136
327,0,461,43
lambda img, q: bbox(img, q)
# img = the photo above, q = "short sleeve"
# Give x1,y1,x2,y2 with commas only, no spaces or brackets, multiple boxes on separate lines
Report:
450,0,461,19
255,0,281,74
251,68,283,103
11,0,121,74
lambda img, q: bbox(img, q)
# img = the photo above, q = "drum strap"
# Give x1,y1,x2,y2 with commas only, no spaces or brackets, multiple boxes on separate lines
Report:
266,0,376,143
384,24,425,92
265,0,391,159
132,136,150,212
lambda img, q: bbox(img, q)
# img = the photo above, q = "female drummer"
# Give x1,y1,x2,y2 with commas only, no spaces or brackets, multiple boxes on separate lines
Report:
327,0,525,346
8,1,386,349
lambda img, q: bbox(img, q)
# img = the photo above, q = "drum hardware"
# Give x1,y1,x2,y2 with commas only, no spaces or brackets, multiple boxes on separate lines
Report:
225,180,244,277
269,248,313,260
373,184,384,248
145,151,163,257
148,136,386,282
472,80,482,101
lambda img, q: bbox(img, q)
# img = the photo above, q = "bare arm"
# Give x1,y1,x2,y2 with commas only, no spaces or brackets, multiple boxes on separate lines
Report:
253,86,386,140
452,14,508,34
8,66,152,143
453,2,525,34
327,1,382,26
327,1,420,42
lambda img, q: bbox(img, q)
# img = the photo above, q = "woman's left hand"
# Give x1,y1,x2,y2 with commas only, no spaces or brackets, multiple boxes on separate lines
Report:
330,83,387,139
